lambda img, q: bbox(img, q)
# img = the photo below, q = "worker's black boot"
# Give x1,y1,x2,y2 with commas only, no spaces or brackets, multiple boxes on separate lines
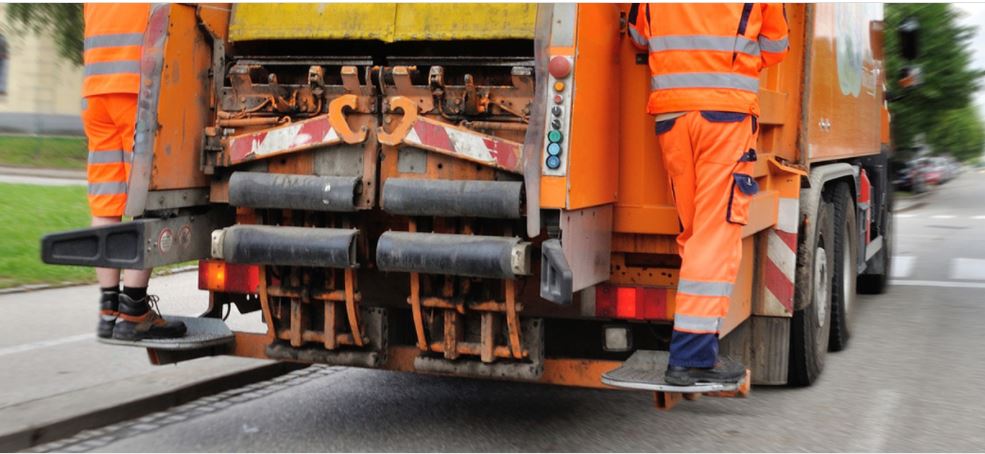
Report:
112,294,187,341
97,287,119,339
664,357,745,386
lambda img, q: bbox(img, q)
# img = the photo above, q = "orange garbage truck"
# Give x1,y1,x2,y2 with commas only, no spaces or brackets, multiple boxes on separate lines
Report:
43,3,913,404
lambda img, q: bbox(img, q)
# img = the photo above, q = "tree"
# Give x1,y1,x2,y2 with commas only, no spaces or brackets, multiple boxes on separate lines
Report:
4,4,83,66
885,4,985,160
926,106,985,162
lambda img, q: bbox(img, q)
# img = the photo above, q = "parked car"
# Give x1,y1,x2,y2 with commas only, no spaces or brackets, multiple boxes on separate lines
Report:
892,159,929,193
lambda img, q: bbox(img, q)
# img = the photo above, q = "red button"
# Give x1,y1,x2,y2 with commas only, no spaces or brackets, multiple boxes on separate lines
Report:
548,56,571,79
554,95,563,104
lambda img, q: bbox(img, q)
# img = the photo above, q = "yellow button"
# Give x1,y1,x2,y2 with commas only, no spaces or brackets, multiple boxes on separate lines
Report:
553,81,565,92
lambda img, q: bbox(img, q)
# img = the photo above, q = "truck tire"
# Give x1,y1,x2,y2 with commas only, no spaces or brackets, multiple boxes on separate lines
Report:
827,183,857,352
858,190,893,294
789,200,834,386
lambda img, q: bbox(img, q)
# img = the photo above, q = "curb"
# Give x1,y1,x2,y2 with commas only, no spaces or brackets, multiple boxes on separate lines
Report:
894,190,932,213
0,266,199,296
0,166,85,181
0,361,306,452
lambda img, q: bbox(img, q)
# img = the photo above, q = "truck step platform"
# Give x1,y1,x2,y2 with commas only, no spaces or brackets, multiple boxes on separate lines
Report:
602,350,748,393
98,316,234,351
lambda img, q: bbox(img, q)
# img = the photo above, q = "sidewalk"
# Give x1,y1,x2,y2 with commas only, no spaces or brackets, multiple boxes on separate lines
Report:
0,166,86,186
0,272,291,451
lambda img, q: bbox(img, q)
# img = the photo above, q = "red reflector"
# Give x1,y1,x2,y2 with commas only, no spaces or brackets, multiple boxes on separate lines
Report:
198,260,259,294
616,287,639,319
596,285,670,321
548,56,571,79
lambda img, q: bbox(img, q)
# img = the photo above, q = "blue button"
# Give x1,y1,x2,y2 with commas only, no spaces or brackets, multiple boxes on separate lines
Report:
546,155,561,169
547,143,562,156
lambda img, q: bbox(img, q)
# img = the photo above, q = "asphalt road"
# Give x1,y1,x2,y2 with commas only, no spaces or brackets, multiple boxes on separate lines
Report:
34,171,985,452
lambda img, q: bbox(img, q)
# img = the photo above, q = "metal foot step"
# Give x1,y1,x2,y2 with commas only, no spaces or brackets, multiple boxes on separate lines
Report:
98,316,234,350
601,350,747,393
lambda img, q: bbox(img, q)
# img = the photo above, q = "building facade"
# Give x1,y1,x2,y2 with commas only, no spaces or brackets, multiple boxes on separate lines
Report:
0,4,84,136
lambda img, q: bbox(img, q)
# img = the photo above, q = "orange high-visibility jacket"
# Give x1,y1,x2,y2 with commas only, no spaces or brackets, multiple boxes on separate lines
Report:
82,3,151,97
627,3,789,116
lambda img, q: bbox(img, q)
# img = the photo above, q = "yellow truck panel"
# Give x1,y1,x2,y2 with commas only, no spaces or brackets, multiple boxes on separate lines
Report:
229,3,535,42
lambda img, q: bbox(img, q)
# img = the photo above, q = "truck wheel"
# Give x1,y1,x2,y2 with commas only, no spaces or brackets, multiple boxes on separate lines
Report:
789,200,834,386
827,183,857,352
858,191,893,294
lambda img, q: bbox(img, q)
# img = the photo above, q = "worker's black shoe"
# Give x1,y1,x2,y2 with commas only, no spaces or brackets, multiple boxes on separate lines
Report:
112,294,187,341
664,358,745,386
97,289,119,339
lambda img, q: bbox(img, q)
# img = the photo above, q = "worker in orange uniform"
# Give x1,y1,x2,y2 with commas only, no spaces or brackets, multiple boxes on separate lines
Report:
627,3,788,385
84,3,185,341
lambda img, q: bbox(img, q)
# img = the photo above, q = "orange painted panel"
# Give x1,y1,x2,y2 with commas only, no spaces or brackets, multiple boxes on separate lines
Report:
539,175,567,209
566,4,621,209
149,4,218,190
804,4,884,163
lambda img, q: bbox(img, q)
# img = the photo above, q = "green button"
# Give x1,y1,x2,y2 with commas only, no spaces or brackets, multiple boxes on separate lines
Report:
548,130,563,143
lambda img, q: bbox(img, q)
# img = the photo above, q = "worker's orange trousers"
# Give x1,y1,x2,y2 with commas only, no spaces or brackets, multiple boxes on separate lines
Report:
82,93,137,217
655,111,759,368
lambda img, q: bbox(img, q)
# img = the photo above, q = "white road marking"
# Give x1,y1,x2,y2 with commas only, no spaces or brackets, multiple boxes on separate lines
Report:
890,256,916,279
858,389,901,452
0,333,92,358
973,215,985,220
891,280,985,289
950,258,985,281
931,214,956,219
894,213,916,218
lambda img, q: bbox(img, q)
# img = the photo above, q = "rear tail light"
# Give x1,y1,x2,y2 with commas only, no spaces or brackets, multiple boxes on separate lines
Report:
198,259,259,294
596,284,670,320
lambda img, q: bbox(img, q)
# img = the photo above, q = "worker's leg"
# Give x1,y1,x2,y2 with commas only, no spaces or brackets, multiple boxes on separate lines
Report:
83,95,128,338
665,112,758,382
99,94,186,341
654,114,697,258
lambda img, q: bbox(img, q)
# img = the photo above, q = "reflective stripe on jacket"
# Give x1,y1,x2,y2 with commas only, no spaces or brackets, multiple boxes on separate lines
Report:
83,3,151,97
628,3,789,116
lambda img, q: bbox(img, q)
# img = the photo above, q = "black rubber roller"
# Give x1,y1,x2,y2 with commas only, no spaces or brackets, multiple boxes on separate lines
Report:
213,225,358,268
228,172,359,212
382,178,522,219
376,231,530,279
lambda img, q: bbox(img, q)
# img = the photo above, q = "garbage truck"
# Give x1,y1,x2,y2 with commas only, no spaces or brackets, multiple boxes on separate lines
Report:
43,3,913,406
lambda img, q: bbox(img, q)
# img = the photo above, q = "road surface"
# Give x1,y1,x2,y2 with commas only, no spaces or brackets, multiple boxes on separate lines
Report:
29,171,985,452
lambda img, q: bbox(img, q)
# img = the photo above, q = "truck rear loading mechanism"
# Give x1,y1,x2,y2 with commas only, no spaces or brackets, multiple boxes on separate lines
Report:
43,4,914,409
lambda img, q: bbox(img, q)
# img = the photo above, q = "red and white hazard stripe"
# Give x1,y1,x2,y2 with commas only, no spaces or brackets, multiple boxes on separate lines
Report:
227,115,341,164
763,197,799,315
402,119,522,173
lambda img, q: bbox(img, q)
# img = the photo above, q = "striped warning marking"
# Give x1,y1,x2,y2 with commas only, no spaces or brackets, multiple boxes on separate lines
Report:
763,197,798,315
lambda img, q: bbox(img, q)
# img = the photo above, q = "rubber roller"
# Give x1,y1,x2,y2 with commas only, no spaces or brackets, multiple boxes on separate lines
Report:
212,225,358,268
228,172,359,212
376,231,530,279
382,178,522,219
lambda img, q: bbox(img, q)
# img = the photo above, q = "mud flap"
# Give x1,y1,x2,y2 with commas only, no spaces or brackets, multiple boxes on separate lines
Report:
99,316,234,350
602,350,749,393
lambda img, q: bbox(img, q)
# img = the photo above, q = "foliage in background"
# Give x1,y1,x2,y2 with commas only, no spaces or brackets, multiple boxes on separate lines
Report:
5,3,83,66
0,135,88,170
885,4,985,162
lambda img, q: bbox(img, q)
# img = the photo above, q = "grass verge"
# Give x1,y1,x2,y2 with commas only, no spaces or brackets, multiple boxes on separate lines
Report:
0,183,93,288
0,183,195,289
0,135,88,170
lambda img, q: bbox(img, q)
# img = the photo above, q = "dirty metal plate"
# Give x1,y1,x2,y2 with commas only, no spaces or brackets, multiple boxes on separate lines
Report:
98,316,234,351
601,350,745,393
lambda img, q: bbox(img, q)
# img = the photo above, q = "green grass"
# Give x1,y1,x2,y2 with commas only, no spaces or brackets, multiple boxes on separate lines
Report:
0,183,94,288
0,135,88,170
0,183,199,289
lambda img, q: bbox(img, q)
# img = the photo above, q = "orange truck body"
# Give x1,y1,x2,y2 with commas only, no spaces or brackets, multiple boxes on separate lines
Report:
45,4,895,391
